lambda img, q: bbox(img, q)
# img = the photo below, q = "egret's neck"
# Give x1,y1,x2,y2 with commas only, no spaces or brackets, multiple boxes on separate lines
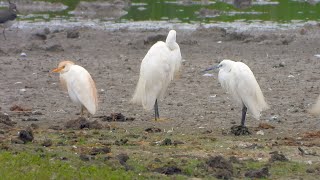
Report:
166,40,178,50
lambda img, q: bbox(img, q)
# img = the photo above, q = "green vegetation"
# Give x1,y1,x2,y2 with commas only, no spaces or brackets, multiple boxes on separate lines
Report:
0,128,319,179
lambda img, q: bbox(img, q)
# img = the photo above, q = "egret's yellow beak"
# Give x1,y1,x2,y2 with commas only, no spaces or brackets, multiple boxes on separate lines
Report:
52,67,63,73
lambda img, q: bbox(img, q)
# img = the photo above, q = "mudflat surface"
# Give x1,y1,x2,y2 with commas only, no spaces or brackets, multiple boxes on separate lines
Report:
1,24,320,178
1,25,320,132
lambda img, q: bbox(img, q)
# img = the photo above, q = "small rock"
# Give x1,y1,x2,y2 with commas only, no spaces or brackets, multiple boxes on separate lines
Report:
230,125,251,136
100,113,134,122
18,128,34,143
67,29,80,39
154,166,182,175
206,156,233,179
45,44,64,52
256,130,265,135
177,102,183,106
79,154,91,161
160,138,172,146
48,125,63,130
245,167,269,178
65,117,103,130
44,27,50,35
269,151,289,162
31,32,47,40
117,153,129,165
306,168,315,173
145,127,161,133
144,34,166,45
22,118,39,122
10,105,31,112
90,146,111,155
173,140,184,146
42,139,53,147
268,115,281,123
20,52,27,57
115,139,128,146
258,123,275,130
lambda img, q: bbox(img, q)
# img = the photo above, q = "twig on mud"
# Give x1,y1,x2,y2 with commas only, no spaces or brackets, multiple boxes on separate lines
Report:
298,147,319,157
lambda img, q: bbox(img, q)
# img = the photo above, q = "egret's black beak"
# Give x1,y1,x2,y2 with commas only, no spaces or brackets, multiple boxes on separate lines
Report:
203,64,221,72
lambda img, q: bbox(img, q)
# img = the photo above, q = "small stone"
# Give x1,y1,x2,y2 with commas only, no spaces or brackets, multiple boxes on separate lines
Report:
269,151,289,162
160,138,172,146
20,52,27,57
22,118,39,122
245,167,269,178
279,62,285,67
117,153,129,165
45,44,64,52
114,139,128,146
67,29,80,39
145,127,161,133
42,139,53,147
256,130,265,135
18,128,34,143
177,102,183,106
90,146,111,155
306,168,315,173
79,154,90,161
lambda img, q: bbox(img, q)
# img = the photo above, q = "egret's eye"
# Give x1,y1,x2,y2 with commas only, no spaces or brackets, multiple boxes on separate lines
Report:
62,65,66,68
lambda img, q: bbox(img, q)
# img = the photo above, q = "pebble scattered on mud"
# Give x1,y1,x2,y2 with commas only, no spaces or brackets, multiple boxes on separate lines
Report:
99,113,135,122
18,128,34,143
269,151,289,162
90,146,111,155
64,117,104,130
245,167,269,178
205,156,233,179
145,127,161,133
154,166,182,175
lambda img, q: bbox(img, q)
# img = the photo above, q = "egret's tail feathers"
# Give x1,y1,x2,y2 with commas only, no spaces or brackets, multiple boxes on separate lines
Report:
308,96,320,116
247,90,269,120
131,77,156,111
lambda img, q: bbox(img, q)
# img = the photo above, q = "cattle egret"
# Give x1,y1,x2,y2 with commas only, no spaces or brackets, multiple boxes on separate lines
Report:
204,59,268,135
52,60,98,116
131,30,182,121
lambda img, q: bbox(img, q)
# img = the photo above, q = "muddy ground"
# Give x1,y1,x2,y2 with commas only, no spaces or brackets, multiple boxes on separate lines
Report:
1,23,320,178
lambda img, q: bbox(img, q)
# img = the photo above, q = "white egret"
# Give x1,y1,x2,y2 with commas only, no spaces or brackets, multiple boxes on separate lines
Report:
52,60,98,116
131,30,182,121
204,59,268,135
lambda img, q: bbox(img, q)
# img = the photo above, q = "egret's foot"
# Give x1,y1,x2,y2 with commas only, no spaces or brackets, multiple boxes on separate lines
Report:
154,118,170,122
230,125,251,136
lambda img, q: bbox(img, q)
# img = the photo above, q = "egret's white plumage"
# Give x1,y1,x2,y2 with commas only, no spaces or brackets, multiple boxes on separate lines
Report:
132,30,182,114
52,60,98,115
217,59,268,119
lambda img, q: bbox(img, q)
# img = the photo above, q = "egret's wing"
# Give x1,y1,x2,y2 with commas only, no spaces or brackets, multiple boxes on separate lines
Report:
67,66,98,115
235,62,268,119
218,66,241,104
132,42,172,110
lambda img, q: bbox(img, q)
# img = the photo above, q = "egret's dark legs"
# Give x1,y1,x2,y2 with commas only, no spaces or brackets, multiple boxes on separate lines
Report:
241,105,247,127
154,99,160,121
230,105,251,136
2,28,7,40
80,105,85,117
